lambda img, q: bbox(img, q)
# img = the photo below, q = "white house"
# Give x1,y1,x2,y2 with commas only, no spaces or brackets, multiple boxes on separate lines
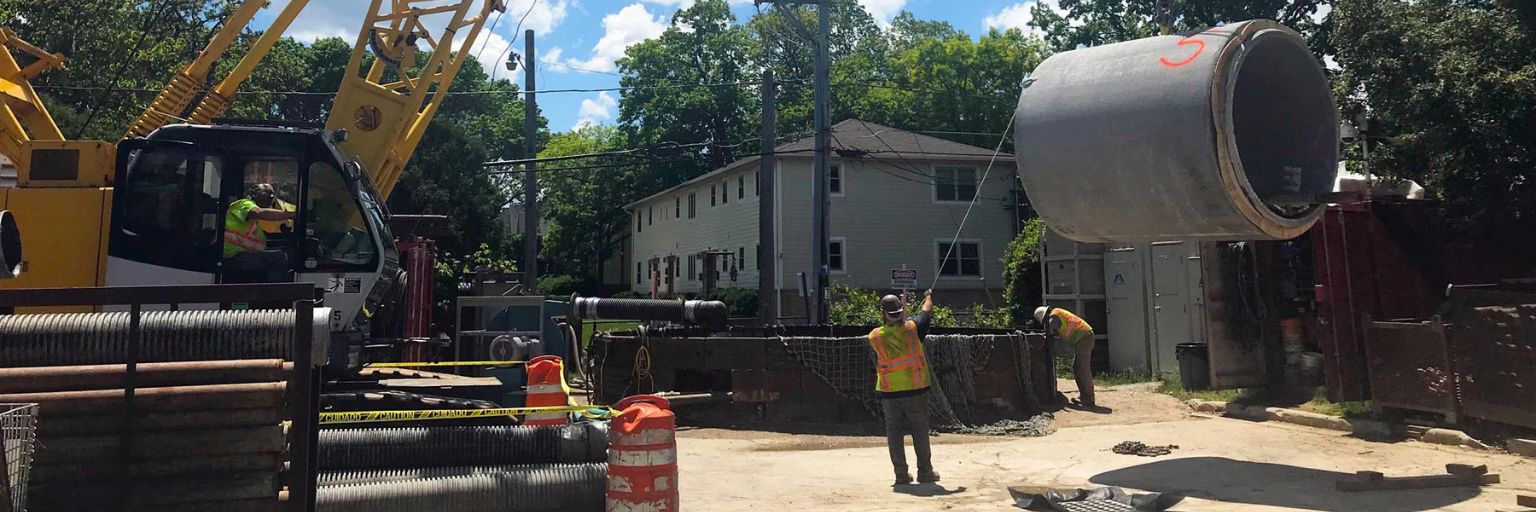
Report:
622,119,1020,317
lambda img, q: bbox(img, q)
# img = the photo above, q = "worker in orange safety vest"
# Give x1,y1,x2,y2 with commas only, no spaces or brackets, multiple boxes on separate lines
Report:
867,290,939,486
1036,306,1098,408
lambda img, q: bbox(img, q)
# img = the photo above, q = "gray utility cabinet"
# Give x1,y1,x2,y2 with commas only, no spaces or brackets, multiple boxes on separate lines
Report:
1102,241,1268,389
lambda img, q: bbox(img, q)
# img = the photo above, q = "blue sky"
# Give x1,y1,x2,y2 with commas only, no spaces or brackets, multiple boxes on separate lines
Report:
257,0,1054,133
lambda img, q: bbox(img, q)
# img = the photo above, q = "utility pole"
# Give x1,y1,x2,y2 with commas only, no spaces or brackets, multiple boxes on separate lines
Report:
810,0,829,325
758,69,777,325
522,29,540,292
755,0,829,324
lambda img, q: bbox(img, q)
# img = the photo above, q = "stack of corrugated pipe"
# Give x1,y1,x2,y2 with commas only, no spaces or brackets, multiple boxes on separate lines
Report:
0,310,299,511
315,422,610,512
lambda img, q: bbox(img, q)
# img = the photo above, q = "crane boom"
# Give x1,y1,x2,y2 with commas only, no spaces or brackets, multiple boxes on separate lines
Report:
124,0,268,138
326,0,506,200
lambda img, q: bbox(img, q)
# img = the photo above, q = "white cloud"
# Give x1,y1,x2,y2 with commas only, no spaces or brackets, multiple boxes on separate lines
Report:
640,0,696,6
502,0,571,36
574,91,619,130
566,4,669,73
984,1,1058,34
473,32,515,75
858,0,907,25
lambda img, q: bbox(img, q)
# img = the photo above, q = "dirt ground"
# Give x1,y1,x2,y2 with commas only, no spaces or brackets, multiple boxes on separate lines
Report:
677,380,1536,511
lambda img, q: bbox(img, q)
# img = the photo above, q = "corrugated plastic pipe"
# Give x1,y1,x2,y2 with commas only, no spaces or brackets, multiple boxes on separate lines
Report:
314,463,607,512
318,423,609,470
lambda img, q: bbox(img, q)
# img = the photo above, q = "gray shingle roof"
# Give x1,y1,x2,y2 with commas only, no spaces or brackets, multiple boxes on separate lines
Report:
777,119,1008,158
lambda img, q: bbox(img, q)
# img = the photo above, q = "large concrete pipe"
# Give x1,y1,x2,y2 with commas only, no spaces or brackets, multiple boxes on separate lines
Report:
1014,20,1337,242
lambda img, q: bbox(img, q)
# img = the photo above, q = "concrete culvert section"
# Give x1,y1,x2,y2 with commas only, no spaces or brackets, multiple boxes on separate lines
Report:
1014,20,1337,242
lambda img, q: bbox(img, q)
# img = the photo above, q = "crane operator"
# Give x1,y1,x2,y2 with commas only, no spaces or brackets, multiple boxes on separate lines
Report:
224,183,296,282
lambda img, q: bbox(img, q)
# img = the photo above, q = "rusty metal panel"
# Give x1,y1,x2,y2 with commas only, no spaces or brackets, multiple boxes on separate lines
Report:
1452,304,1536,429
1362,317,1459,420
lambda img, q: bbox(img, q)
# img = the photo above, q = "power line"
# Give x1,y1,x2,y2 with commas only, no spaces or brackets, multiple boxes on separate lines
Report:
490,0,540,82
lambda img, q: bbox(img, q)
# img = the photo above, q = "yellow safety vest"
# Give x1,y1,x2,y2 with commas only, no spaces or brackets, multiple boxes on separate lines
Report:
1050,308,1094,344
223,198,266,258
867,320,931,393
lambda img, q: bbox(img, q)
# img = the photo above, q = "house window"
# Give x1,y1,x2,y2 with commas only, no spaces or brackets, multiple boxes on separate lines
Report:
636,211,642,233
711,185,716,206
754,172,759,196
688,193,696,218
935,166,978,202
828,238,845,273
688,255,696,280
648,206,653,226
636,262,641,284
938,241,981,276
738,175,744,199
675,197,680,217
829,164,843,195
738,247,745,267
722,180,729,204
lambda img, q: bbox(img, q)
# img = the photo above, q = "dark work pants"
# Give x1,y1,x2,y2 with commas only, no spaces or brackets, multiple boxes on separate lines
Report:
880,393,932,476
1073,332,1097,407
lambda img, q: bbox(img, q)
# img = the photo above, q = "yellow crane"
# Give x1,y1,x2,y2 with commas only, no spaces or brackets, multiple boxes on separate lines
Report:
0,0,506,350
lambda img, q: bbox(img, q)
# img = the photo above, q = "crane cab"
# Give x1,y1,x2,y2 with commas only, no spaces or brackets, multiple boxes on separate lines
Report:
106,123,400,334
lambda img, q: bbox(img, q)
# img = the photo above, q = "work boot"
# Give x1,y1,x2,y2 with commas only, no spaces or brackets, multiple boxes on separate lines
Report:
917,471,941,483
894,471,913,485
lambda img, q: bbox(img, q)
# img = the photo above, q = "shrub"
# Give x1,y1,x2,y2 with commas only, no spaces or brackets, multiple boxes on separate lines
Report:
1002,218,1046,327
829,285,955,327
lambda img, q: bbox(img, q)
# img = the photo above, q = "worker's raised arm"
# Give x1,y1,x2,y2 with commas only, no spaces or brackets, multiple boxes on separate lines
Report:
247,207,295,222
922,289,934,313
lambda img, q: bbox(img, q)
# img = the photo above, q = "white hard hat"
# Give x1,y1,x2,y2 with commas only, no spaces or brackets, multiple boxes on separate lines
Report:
1034,306,1049,323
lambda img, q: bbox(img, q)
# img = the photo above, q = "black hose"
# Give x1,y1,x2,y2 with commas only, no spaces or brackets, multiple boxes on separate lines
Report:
318,463,606,487
571,296,727,330
318,423,609,470
315,463,607,512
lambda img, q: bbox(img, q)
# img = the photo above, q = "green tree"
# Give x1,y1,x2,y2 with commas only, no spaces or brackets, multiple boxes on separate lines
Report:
617,0,760,183
537,125,644,286
1331,0,1536,233
1027,0,1328,53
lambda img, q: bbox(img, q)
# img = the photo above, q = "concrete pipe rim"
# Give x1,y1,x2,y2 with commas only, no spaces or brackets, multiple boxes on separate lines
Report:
1212,20,1338,241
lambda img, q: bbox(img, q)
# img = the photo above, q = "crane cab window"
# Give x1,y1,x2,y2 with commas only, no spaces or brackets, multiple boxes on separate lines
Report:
112,148,224,273
306,162,376,269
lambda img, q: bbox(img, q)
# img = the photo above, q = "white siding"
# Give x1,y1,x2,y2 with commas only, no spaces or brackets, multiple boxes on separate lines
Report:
625,154,1017,303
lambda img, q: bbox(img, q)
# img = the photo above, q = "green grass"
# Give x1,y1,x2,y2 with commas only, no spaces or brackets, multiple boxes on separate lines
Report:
581,321,639,348
1150,373,1373,418
1095,370,1159,387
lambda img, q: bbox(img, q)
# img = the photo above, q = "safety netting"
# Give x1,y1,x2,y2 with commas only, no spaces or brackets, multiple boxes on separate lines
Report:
780,333,1053,436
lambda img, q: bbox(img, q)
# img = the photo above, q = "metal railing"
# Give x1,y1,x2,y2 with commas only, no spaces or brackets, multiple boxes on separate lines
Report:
0,283,321,512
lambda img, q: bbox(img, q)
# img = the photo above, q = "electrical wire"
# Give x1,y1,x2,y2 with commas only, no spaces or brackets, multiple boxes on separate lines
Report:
490,0,541,82
74,0,179,138
931,109,1018,292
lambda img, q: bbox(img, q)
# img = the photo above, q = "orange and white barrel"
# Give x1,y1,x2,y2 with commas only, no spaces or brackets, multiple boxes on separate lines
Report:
524,355,570,426
607,394,678,512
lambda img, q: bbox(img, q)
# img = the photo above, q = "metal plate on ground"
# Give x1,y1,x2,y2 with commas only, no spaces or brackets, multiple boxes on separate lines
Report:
1057,500,1135,512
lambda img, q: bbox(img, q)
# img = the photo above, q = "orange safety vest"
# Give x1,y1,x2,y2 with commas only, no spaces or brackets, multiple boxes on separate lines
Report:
867,320,931,393
1050,308,1094,344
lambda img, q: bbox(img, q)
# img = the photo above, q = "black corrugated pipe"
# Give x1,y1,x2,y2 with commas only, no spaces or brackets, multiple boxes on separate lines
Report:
315,463,607,512
318,463,607,487
0,309,301,367
317,423,608,470
568,294,728,331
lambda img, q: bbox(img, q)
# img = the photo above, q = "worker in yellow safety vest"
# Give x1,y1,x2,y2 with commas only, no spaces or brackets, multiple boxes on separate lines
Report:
867,290,939,486
224,183,296,282
1036,306,1098,408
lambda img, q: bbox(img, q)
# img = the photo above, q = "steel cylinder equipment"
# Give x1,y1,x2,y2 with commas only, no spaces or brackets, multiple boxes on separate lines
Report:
606,394,678,512
1015,20,1338,242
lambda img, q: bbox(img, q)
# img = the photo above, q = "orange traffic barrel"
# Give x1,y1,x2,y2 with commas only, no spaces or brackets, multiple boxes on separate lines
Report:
525,355,570,426
607,394,678,511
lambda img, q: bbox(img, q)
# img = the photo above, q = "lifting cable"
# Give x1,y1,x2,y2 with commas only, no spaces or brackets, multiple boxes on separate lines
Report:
930,110,1018,293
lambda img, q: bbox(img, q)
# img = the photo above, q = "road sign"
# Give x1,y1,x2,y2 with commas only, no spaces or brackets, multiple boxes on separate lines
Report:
891,269,918,290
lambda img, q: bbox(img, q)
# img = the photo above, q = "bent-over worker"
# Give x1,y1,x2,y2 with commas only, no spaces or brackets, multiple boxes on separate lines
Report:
868,290,939,485
1036,306,1097,408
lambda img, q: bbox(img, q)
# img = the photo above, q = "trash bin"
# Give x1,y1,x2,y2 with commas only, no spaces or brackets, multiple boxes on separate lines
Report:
1175,343,1211,391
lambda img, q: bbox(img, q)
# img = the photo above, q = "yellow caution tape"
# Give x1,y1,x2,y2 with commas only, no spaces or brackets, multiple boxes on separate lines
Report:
365,360,528,368
319,405,611,425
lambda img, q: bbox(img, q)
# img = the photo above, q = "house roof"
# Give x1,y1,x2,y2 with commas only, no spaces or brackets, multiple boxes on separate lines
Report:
624,119,1010,210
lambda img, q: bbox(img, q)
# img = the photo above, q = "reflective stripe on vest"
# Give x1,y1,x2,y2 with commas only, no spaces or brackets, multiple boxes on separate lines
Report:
224,223,264,252
867,320,930,393
224,199,266,255
1051,308,1093,344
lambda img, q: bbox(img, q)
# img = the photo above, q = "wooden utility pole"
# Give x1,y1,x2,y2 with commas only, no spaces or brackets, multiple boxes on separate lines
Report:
758,69,777,325
522,29,540,292
756,0,830,324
